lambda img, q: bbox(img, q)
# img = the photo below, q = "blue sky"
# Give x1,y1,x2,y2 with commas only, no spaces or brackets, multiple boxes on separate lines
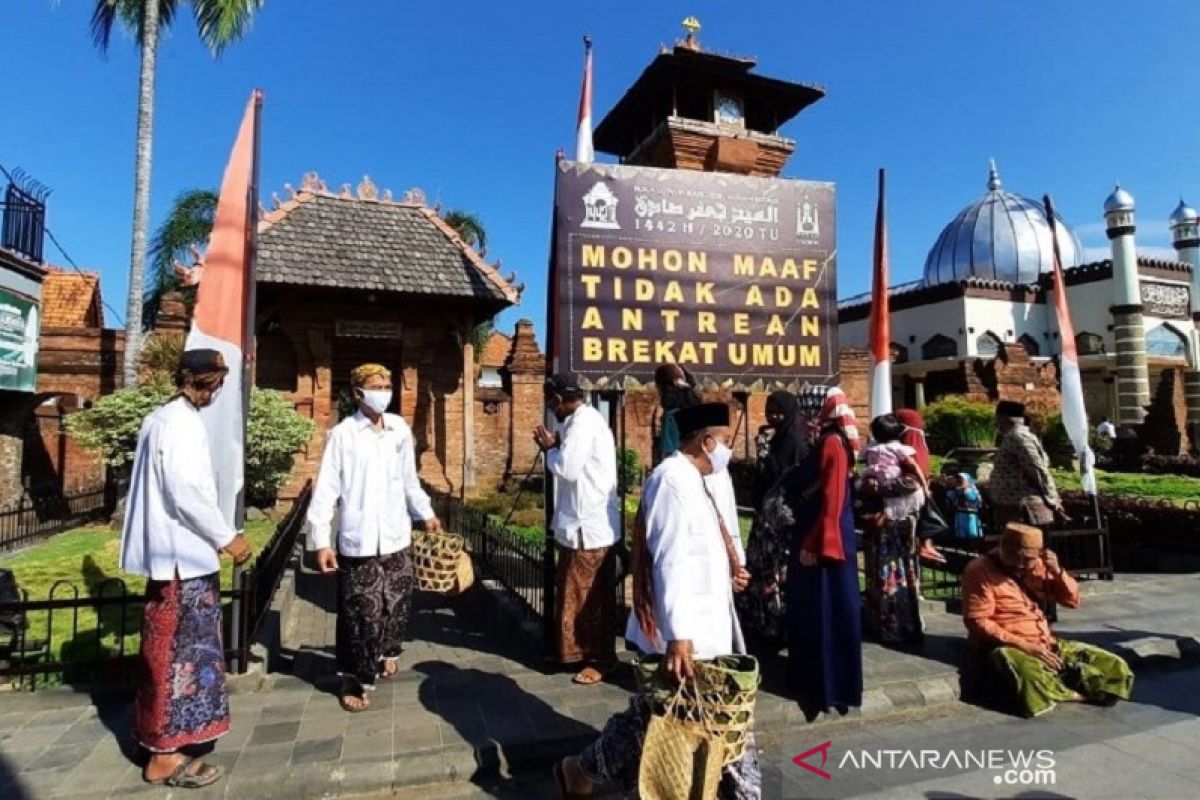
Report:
3,1,1199,339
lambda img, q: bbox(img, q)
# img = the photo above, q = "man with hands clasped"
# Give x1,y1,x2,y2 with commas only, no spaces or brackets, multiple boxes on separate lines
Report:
307,363,441,712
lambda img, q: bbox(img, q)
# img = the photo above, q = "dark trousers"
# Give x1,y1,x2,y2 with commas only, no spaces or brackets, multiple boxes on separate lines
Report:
336,548,414,689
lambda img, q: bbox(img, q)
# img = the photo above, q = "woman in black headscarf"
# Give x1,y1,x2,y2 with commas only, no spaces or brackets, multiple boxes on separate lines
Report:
737,391,810,649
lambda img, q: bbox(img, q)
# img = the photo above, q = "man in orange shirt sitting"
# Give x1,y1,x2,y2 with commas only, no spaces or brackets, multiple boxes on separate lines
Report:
961,523,1133,717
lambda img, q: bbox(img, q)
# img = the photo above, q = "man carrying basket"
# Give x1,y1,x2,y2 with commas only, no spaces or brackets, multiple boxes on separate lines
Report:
555,402,760,799
307,363,442,712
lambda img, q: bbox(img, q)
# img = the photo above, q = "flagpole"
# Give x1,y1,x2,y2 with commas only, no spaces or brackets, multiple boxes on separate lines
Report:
1044,194,1102,528
230,90,263,672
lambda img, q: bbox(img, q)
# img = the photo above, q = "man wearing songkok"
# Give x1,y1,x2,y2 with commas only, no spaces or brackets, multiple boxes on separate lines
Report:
989,399,1064,528
121,348,252,788
534,374,621,685
962,522,1133,717
308,363,442,712
554,402,759,799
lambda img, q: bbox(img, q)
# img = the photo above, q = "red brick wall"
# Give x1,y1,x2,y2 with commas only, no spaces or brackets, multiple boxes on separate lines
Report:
22,404,106,493
473,389,511,490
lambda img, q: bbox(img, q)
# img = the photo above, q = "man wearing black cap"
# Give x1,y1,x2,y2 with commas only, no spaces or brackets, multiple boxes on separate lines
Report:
119,348,252,788
990,400,1063,528
555,402,759,798
534,374,620,685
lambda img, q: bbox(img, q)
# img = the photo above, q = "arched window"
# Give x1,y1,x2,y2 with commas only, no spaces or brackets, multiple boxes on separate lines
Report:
1018,333,1040,357
975,331,1003,358
922,334,959,360
890,343,909,364
1076,332,1105,356
1146,324,1188,358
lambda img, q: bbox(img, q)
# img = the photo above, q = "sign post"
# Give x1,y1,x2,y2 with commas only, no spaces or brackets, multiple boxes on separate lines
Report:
550,161,838,389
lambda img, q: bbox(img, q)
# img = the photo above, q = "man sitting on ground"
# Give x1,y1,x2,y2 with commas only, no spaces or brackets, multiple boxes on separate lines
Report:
961,522,1134,717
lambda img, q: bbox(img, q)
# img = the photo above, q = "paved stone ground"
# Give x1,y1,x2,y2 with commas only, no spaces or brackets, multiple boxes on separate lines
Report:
1,568,1197,799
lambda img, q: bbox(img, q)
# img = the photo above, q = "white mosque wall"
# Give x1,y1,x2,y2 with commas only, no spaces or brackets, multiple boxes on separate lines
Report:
960,296,1048,357
838,297,967,358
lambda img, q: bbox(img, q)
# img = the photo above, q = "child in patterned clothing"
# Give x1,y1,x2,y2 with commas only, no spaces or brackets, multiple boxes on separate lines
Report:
862,415,945,563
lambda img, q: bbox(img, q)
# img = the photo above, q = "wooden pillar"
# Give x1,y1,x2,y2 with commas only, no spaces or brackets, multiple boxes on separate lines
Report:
462,320,475,496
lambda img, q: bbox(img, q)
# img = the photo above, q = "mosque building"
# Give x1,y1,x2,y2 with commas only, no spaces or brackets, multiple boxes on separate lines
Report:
837,163,1200,449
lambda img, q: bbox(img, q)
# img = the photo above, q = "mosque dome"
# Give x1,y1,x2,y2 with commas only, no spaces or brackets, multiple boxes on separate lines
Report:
1104,185,1135,214
923,162,1084,286
1169,199,1198,228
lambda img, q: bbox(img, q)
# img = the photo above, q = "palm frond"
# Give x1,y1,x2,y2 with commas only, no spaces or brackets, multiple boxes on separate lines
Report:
442,209,488,252
193,0,264,55
147,188,217,299
90,0,182,52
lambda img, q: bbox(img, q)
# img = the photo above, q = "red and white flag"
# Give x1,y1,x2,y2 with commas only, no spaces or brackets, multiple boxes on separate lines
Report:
575,36,594,163
868,168,892,420
1044,195,1097,495
185,90,263,525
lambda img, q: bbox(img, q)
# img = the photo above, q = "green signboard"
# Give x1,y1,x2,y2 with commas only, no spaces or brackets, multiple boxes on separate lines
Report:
0,288,39,392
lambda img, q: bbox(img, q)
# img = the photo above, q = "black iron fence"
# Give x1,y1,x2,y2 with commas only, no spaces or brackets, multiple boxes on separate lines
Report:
0,483,311,691
0,483,115,552
431,492,546,623
2,177,48,263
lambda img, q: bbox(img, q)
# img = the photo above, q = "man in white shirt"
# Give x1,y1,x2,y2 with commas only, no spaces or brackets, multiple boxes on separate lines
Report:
307,363,441,712
1097,417,1117,439
555,402,760,799
120,348,252,789
534,374,620,685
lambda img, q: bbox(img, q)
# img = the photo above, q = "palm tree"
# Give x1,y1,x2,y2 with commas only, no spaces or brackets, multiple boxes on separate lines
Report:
90,0,265,385
442,210,494,360
142,188,216,326
442,209,488,254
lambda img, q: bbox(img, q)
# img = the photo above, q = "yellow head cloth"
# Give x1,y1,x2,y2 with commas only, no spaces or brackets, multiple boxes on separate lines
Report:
1001,522,1043,552
350,363,392,388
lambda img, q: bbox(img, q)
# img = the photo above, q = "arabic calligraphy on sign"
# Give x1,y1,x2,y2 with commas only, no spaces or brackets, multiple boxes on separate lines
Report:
1140,282,1190,319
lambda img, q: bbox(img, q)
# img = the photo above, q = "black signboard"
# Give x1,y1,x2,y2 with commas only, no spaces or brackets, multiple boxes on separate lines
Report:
550,161,837,388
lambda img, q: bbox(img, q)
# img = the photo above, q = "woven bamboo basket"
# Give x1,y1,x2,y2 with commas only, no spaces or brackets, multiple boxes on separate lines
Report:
412,531,466,593
635,654,759,767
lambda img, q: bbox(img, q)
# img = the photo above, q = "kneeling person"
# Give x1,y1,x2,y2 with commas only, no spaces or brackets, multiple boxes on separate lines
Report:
962,523,1133,717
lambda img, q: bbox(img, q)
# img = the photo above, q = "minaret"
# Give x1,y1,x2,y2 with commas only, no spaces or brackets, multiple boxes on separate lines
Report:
1104,185,1150,429
1170,199,1200,434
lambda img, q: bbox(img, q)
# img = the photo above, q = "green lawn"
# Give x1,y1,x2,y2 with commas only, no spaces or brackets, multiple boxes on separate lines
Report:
0,519,277,684
930,454,1199,505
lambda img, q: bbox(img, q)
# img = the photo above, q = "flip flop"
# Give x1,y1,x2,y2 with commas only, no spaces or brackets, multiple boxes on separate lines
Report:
919,546,947,564
145,756,222,789
379,657,400,679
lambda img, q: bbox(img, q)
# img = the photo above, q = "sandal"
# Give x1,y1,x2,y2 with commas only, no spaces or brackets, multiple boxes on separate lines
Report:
919,545,947,564
339,679,372,713
145,756,222,788
378,657,400,679
572,661,617,686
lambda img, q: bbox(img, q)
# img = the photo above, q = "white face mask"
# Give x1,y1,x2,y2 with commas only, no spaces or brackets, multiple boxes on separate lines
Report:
705,438,733,474
359,389,392,415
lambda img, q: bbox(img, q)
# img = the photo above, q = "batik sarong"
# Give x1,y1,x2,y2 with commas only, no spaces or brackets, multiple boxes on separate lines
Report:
337,547,414,689
579,695,761,800
555,544,617,664
863,515,924,644
134,572,230,753
992,638,1134,717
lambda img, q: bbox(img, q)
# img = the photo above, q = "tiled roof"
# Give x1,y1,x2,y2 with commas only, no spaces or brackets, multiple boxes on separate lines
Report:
480,331,512,367
256,174,519,306
41,268,102,327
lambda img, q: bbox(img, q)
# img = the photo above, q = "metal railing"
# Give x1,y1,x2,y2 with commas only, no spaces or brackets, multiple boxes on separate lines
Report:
0,483,114,552
0,483,311,690
2,178,48,263
431,493,546,623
